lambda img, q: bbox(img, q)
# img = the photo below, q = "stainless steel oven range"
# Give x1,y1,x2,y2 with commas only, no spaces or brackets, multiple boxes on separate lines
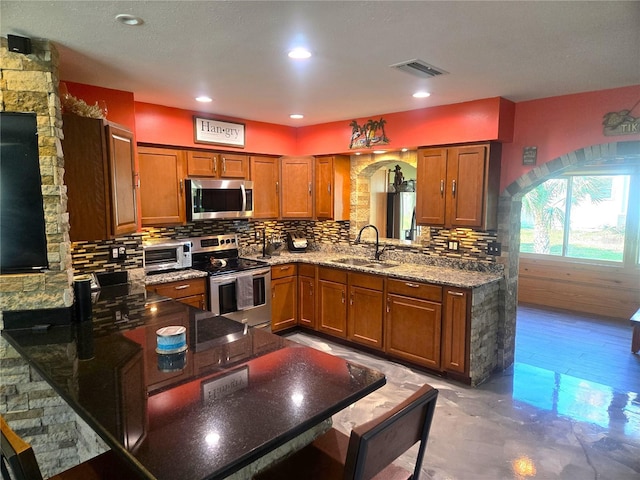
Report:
189,234,271,329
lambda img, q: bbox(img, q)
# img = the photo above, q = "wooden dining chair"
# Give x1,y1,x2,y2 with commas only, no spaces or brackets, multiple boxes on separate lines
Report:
1,415,142,480
254,384,439,480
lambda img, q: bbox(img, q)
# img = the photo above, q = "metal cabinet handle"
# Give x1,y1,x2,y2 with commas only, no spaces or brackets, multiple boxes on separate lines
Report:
276,181,279,194
405,282,420,288
213,159,217,174
222,157,227,173
452,179,456,196
328,183,331,194
308,182,312,194
386,296,390,313
448,291,464,297
350,293,353,306
174,285,189,290
440,179,444,195
341,291,345,303
179,179,184,194
280,266,291,271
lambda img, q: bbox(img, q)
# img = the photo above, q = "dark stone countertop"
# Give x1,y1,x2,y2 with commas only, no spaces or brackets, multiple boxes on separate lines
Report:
2,285,385,480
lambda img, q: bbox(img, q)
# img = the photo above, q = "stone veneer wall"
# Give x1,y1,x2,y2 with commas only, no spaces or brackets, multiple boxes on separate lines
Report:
0,38,107,477
0,38,73,312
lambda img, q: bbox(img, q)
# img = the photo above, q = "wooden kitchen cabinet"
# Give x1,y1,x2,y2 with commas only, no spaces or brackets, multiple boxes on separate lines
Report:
298,263,316,329
442,287,470,376
250,155,280,218
62,114,137,241
314,155,350,220
416,143,501,230
187,150,248,179
317,267,348,338
271,263,298,331
138,146,187,225
347,272,384,350
280,156,314,218
385,279,442,369
146,277,207,309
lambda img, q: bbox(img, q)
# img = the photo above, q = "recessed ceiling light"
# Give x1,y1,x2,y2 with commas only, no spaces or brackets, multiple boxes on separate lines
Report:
373,150,386,154
195,96,213,103
412,91,431,98
401,148,408,152
290,114,304,119
288,48,312,59
355,152,361,156
115,14,144,26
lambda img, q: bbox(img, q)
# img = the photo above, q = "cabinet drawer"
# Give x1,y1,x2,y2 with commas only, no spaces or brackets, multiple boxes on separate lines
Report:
152,278,206,299
349,272,383,291
271,263,297,279
319,267,348,284
387,279,442,302
298,263,316,277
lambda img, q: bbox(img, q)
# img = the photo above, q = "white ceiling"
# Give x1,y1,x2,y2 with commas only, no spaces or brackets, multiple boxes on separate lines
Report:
2,1,639,127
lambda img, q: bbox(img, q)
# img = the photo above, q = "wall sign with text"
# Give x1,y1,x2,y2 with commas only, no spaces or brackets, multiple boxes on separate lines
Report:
194,117,245,147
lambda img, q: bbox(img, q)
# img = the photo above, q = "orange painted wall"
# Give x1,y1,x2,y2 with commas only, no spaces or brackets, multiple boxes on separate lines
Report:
295,97,515,156
501,85,640,191
62,81,136,131
134,102,297,155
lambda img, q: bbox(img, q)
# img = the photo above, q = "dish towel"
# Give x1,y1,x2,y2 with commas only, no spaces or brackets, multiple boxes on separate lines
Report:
236,274,254,310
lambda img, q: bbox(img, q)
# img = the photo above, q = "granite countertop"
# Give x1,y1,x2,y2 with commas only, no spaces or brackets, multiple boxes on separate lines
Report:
145,268,208,285
1,286,385,480
243,250,504,289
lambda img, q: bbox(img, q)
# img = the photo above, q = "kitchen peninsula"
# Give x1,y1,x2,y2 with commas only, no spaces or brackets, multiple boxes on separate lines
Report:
1,285,385,480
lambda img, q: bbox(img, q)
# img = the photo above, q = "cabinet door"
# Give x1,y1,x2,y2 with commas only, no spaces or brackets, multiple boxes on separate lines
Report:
271,276,298,331
106,124,137,236
315,155,350,221
139,146,186,225
348,286,383,350
187,150,218,177
299,275,316,329
250,156,280,218
416,148,448,225
315,156,333,219
442,288,469,374
385,294,441,369
281,156,313,218
318,279,347,338
220,153,248,179
447,145,487,228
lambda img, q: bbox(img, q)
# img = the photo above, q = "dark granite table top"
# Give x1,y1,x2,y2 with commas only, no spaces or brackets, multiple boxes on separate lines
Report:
2,285,386,480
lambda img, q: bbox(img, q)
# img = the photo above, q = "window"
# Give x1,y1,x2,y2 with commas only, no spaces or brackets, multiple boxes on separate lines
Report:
520,168,639,266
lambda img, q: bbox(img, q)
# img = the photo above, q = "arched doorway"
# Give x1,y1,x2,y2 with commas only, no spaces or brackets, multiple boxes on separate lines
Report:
496,140,640,370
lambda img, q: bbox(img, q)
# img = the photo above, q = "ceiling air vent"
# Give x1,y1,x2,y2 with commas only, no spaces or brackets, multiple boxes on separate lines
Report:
390,59,448,79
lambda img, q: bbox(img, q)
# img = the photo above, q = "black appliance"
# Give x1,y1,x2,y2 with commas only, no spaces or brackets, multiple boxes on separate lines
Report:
0,112,49,273
189,234,271,328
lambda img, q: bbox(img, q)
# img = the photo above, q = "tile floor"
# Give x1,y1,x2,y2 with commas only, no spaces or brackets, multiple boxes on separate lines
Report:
285,305,640,479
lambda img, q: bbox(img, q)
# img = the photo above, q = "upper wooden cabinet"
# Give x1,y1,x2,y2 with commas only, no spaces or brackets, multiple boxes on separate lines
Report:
187,150,248,179
281,156,314,219
138,146,187,225
250,155,280,219
416,143,501,230
62,114,137,242
314,155,350,220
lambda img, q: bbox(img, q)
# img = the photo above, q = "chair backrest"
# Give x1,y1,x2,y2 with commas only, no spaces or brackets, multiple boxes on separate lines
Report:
343,384,439,480
1,416,44,480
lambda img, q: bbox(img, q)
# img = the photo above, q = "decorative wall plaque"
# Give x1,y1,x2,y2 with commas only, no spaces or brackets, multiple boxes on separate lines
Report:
522,146,537,165
348,117,390,149
194,116,245,147
603,100,639,136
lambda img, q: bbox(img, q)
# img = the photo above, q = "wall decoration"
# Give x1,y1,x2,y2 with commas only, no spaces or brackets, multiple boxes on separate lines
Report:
349,117,390,149
194,116,245,147
522,146,537,165
603,99,639,136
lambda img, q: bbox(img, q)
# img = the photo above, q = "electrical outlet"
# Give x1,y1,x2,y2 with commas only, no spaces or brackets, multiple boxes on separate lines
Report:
255,230,261,240
109,247,119,261
109,244,127,261
447,240,459,251
487,241,502,256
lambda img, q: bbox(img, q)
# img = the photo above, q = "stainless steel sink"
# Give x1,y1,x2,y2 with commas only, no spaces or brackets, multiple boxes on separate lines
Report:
332,258,372,266
332,258,397,269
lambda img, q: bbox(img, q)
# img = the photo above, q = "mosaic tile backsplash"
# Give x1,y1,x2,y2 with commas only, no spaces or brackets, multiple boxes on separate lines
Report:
70,219,498,276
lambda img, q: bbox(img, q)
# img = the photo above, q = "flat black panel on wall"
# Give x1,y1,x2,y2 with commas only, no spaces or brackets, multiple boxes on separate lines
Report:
0,112,49,273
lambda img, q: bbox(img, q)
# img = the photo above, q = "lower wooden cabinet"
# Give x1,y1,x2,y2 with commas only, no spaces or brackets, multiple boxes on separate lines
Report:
347,272,384,350
298,264,316,329
385,279,442,369
271,264,298,332
317,267,348,338
146,277,207,310
442,287,469,375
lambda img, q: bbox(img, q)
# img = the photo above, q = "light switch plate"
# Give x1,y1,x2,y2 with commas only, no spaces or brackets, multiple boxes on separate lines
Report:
487,241,502,256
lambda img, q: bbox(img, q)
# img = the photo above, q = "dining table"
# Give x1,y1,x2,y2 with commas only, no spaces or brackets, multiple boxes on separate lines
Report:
1,283,386,479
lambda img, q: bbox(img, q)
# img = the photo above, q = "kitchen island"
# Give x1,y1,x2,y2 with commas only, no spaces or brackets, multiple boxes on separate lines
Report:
1,285,385,480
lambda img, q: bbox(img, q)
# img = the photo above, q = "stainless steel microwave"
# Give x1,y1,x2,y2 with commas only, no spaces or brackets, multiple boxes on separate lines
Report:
186,179,253,221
